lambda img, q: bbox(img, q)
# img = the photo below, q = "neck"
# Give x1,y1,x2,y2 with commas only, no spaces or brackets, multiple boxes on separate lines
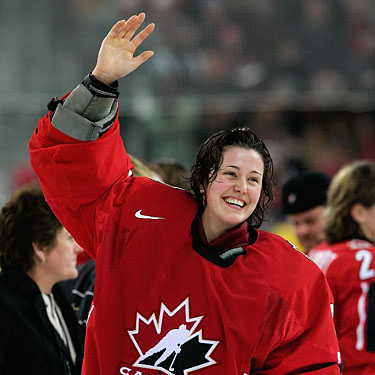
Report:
201,211,229,242
27,265,54,294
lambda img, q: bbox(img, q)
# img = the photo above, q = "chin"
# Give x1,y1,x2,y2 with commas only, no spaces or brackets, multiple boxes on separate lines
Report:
72,269,79,279
65,269,79,280
224,217,246,229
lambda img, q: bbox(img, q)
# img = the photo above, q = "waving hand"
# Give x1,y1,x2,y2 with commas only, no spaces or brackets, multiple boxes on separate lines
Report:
92,13,155,85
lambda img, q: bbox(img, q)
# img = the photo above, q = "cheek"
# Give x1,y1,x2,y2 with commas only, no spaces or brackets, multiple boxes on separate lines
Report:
369,220,375,236
213,176,229,184
206,181,231,198
210,178,233,188
249,186,262,202
60,247,73,264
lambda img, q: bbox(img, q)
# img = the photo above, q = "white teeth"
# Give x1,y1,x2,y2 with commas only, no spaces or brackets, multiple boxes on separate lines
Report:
225,197,245,207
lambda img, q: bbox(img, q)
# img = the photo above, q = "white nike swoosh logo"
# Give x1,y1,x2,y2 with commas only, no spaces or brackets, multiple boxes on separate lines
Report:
135,209,165,220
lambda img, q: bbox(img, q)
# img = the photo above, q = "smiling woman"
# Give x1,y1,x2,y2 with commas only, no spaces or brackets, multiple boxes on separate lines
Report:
0,188,83,375
29,13,342,375
200,146,266,242
190,129,274,232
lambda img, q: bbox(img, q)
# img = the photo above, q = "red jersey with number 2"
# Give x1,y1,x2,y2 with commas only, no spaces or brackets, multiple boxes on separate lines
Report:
310,240,375,375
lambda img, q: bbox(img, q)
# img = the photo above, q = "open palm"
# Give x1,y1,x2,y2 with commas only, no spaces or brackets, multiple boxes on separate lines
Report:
92,13,155,85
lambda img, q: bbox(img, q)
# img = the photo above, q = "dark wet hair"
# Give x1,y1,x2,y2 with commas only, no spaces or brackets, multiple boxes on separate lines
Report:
0,188,62,272
189,127,274,228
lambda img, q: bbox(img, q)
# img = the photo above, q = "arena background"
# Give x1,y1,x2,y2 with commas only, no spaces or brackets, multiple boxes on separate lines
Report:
0,0,374,228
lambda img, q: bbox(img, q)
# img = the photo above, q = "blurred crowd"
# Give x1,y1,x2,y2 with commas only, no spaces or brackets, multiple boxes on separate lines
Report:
67,0,375,97
1,0,374,100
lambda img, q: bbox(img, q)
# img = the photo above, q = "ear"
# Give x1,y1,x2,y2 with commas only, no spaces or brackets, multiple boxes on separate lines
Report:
32,242,46,265
351,203,366,225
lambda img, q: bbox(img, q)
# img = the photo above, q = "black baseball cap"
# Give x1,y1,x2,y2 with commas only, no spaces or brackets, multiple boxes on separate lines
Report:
281,171,331,214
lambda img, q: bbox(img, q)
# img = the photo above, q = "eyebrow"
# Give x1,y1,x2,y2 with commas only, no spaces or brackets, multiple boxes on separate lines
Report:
222,165,263,176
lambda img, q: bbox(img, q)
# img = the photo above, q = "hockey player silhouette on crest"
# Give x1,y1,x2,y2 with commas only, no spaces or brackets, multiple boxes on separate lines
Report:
141,324,190,367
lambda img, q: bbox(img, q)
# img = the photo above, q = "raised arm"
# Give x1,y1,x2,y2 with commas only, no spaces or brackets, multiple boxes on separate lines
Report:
29,14,155,258
37,13,155,143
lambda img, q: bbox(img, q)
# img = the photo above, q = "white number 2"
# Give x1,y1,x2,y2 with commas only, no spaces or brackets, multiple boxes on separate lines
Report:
356,250,375,280
355,250,375,350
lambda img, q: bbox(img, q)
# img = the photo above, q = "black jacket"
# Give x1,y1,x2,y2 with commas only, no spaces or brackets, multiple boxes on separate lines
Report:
0,266,83,375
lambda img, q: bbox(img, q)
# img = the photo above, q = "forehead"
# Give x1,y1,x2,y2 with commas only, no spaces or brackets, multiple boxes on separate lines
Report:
221,146,264,169
289,205,326,223
55,227,68,239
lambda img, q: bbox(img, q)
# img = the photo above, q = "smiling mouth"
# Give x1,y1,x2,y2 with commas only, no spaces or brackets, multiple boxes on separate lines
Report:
224,197,246,208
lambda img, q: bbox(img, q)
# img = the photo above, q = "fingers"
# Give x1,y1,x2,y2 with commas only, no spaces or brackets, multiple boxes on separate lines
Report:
132,23,155,49
118,14,139,38
108,20,126,38
133,50,154,67
109,13,150,42
122,13,146,40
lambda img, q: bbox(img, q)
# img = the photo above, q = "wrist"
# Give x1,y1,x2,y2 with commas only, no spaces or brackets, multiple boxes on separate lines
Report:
91,69,117,86
82,73,119,99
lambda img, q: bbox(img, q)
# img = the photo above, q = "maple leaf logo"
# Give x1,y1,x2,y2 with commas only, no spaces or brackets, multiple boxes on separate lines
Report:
128,298,219,375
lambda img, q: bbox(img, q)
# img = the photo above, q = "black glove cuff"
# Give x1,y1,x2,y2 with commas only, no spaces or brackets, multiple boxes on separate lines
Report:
47,97,64,111
82,73,119,99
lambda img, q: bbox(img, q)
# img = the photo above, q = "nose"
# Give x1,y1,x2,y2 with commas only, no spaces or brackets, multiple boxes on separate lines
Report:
234,178,247,193
73,240,83,254
295,223,311,239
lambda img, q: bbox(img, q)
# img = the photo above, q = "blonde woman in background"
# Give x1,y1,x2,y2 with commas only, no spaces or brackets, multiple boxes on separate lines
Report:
310,160,375,375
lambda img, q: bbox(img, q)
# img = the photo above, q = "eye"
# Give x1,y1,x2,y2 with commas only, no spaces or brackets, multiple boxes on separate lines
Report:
224,171,236,177
248,176,260,184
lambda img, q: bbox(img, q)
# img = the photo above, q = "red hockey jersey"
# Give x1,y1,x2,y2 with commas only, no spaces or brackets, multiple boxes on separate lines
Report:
29,112,341,375
310,240,375,374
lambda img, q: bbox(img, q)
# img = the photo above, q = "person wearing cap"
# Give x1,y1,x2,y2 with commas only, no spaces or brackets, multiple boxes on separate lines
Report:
281,170,331,253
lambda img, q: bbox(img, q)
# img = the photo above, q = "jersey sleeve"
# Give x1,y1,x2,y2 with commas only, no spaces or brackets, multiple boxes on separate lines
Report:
29,100,132,259
322,243,375,374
